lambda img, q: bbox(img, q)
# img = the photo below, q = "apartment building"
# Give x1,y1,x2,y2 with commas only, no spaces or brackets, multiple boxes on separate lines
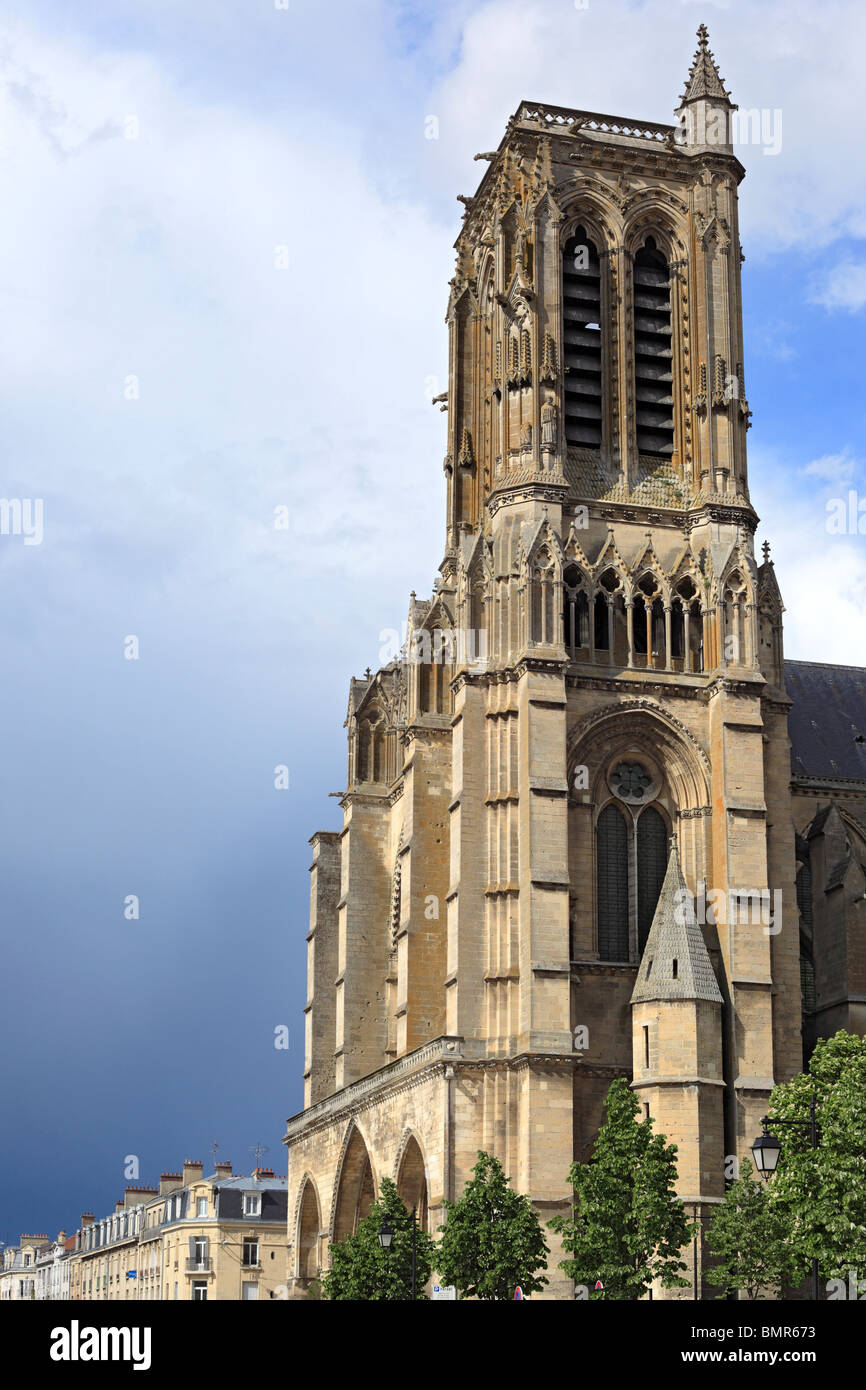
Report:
63,1160,289,1301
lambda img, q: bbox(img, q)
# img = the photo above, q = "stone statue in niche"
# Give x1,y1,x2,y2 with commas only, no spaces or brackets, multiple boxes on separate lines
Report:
541,395,557,450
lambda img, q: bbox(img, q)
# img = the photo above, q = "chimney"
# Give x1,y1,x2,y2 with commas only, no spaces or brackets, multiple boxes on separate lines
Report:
214,1161,233,1177
252,1167,275,1180
182,1159,204,1187
115,1201,124,1214
81,1213,94,1227
125,1185,158,1208
159,1173,183,1197
57,1230,66,1243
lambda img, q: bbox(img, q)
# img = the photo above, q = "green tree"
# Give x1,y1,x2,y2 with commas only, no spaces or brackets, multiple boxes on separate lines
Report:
550,1077,692,1299
705,1159,796,1299
436,1151,549,1300
764,1030,866,1285
321,1177,435,1300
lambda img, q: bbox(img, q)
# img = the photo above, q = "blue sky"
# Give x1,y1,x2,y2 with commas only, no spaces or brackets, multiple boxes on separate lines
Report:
1,0,864,1248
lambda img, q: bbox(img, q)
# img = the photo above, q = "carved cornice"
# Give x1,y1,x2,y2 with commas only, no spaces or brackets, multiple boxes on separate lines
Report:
487,481,569,515
791,775,866,800
284,1036,469,1144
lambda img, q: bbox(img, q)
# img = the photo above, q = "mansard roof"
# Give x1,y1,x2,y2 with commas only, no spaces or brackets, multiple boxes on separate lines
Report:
631,841,722,1006
785,660,866,782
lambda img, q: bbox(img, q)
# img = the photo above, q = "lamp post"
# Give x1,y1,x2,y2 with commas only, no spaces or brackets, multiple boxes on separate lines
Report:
378,1219,392,1300
410,1207,417,1302
377,1213,417,1300
750,1095,819,1301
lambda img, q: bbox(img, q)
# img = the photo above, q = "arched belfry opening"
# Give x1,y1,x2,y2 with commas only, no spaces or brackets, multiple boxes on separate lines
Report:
562,225,602,449
633,235,674,457
333,1127,376,1243
396,1134,429,1232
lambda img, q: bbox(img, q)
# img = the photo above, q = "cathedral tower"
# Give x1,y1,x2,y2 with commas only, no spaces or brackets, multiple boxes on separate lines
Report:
284,27,803,1299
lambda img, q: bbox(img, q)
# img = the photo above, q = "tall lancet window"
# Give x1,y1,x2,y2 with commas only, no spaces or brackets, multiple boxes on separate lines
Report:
633,236,674,457
636,806,667,954
562,226,602,449
595,770,669,962
596,803,629,961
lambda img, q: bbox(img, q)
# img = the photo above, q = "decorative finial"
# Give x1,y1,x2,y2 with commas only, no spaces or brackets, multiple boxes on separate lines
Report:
364,666,372,681
761,540,771,563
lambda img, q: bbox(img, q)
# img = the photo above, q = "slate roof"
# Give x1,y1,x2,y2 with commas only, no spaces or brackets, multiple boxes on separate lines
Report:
210,1175,288,1193
631,842,722,1005
785,661,866,782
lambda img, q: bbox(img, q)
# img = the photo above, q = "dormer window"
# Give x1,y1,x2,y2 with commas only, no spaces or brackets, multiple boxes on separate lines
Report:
242,1193,262,1218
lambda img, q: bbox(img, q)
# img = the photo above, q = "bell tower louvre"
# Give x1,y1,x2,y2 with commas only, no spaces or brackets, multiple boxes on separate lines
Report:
283,27,866,1298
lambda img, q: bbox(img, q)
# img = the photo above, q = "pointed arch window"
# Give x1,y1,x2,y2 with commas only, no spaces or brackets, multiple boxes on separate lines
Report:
637,806,667,954
597,803,629,961
596,794,669,962
671,577,704,672
562,226,602,449
562,564,589,655
633,236,674,458
531,548,556,646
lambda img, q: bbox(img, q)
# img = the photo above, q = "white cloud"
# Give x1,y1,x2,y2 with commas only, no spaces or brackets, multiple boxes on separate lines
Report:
0,21,454,674
753,445,866,663
802,449,859,487
810,260,866,312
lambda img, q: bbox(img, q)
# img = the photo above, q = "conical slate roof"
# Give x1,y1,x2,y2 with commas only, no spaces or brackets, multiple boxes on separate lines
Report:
631,840,722,1005
679,24,733,105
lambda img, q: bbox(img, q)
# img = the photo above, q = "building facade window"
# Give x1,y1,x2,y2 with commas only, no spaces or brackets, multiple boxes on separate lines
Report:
242,1239,259,1268
595,784,669,962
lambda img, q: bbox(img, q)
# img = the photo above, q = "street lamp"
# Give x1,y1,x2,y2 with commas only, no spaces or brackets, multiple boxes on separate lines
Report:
377,1213,417,1299
750,1131,782,1177
410,1207,417,1302
750,1095,819,1301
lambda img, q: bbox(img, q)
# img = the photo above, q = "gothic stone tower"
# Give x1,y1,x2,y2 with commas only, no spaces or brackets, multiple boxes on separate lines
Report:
283,28,803,1299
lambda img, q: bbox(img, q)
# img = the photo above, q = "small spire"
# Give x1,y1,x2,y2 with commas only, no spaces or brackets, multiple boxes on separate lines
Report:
761,540,771,564
631,839,722,1006
679,23,734,106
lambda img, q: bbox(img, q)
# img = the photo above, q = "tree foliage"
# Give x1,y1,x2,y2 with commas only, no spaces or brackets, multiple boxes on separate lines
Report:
436,1151,549,1300
705,1159,796,1299
550,1077,693,1299
763,1030,866,1285
321,1177,435,1300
